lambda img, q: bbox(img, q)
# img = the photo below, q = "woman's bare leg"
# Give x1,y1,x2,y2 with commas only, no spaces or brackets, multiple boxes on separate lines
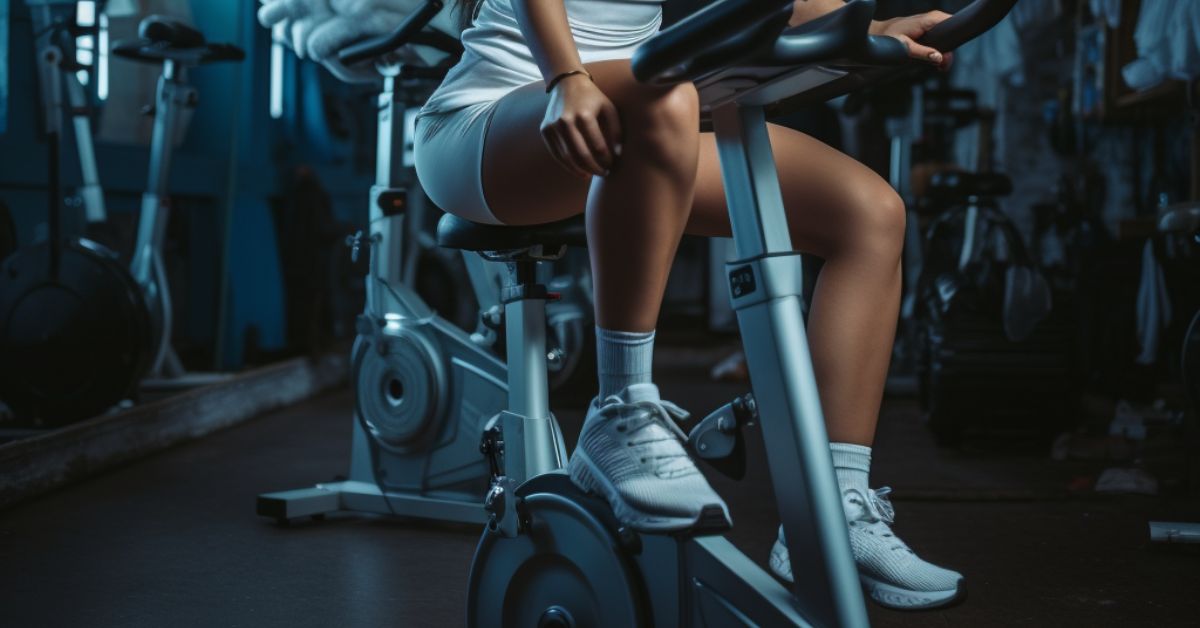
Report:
686,125,906,446
481,60,700,333
478,60,900,445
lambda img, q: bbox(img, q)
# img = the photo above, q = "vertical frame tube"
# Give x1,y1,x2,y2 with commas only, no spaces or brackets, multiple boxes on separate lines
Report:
711,103,869,628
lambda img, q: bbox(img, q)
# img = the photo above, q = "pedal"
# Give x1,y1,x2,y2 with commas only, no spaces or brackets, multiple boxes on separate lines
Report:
693,504,734,535
687,393,758,481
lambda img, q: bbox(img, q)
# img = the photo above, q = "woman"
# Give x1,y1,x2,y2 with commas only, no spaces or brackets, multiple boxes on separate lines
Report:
415,0,963,610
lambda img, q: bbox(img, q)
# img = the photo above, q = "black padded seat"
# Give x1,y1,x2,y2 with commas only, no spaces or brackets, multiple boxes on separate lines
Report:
437,214,587,252
927,170,1013,200
112,16,245,66
139,16,205,48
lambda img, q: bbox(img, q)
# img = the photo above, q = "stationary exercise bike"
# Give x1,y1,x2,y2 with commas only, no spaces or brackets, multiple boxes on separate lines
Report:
446,1,1016,626
0,7,242,422
257,1,585,525
111,17,244,386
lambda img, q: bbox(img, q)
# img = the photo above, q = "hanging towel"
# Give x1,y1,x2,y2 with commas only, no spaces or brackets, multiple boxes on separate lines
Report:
1135,240,1172,365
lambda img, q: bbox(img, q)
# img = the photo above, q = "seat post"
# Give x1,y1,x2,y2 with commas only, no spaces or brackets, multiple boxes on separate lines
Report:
491,253,568,483
502,258,550,422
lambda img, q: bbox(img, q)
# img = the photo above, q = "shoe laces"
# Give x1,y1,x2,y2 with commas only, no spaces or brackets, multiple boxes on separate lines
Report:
845,486,913,554
601,396,695,478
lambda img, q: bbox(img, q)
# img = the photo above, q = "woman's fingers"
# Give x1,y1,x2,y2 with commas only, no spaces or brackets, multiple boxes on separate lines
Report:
898,35,945,65
912,10,952,64
559,119,607,176
579,116,613,173
542,127,591,178
919,10,953,29
939,51,955,71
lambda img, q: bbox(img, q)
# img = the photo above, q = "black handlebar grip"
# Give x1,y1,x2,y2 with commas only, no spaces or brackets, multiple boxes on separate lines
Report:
338,0,445,66
632,0,793,84
920,0,1018,52
769,0,876,67
411,29,465,57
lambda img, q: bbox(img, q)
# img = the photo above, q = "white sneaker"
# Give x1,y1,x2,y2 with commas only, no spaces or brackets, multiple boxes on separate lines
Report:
769,487,964,610
568,383,731,532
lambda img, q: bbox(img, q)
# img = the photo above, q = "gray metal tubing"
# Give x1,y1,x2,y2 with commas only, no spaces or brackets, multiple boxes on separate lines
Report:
503,294,550,422
131,61,192,376
712,102,869,628
64,71,106,223
366,76,408,314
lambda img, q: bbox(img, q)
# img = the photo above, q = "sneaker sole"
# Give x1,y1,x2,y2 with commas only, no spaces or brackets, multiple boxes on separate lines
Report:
768,541,964,611
568,450,731,533
861,574,965,610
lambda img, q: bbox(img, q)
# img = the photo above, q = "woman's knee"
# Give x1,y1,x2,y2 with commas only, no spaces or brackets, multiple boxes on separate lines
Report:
610,82,700,173
856,185,907,263
823,182,906,264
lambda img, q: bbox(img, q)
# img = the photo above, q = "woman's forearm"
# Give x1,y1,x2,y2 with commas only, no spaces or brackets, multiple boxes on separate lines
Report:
511,0,585,83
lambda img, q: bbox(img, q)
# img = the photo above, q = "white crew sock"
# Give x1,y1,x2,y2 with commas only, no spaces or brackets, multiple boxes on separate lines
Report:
596,327,655,400
829,442,872,497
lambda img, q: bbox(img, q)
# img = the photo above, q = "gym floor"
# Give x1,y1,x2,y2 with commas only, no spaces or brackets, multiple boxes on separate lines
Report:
3,340,1197,628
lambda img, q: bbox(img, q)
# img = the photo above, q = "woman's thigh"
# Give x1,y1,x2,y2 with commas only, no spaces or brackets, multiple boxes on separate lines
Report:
480,59,693,226
687,124,899,259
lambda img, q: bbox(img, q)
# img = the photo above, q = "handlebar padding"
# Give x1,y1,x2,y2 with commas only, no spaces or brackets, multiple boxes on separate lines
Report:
768,0,875,67
338,0,447,66
632,0,794,84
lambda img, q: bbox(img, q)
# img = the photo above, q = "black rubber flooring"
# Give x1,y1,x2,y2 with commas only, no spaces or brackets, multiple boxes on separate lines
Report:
2,345,1198,627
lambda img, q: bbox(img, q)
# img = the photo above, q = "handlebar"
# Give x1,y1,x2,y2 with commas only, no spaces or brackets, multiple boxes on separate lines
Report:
921,0,1018,52
633,0,1018,86
768,0,880,67
337,0,456,67
631,0,793,84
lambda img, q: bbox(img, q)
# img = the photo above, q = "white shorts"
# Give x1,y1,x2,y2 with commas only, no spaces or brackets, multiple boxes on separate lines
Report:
413,102,503,225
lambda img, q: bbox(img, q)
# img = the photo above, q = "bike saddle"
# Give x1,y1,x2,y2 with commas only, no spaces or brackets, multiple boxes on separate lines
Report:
436,214,588,252
112,15,245,66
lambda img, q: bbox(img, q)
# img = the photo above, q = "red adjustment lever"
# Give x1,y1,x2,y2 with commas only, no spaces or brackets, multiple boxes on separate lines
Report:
546,292,562,301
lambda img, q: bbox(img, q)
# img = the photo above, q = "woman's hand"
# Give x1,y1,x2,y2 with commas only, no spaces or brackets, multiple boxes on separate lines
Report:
541,74,623,178
870,11,954,70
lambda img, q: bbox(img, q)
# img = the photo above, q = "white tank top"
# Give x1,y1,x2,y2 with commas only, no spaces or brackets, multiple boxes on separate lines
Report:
422,0,663,114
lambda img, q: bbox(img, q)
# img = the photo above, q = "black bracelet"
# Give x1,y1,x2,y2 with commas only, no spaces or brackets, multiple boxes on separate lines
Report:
546,69,592,93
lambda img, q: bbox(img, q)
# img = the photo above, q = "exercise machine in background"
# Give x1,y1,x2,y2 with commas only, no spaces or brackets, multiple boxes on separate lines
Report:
0,1,149,425
112,16,243,388
259,2,521,525
0,7,243,424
